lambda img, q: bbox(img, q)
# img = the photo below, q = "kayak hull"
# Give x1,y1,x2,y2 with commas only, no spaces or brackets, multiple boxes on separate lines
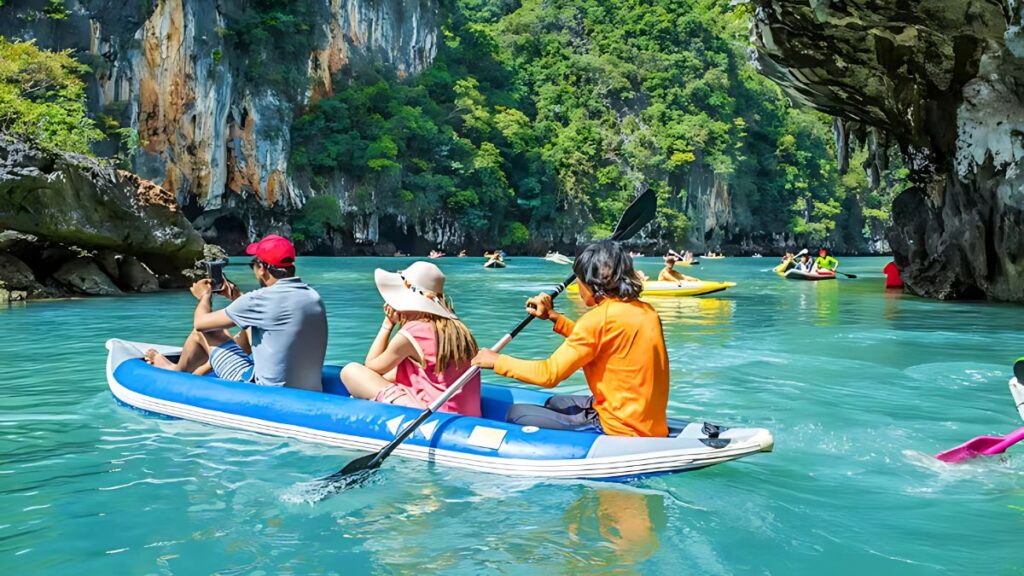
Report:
105,339,772,480
483,261,506,269
567,280,735,297
784,269,835,281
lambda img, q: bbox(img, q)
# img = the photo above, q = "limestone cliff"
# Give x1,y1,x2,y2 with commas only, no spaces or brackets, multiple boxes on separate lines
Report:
748,0,1024,300
1,0,438,250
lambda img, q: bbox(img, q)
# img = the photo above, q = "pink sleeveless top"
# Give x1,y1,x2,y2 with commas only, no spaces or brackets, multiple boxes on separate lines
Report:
396,321,482,417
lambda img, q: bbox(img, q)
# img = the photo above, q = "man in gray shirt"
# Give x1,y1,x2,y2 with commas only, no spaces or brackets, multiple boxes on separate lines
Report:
144,235,327,392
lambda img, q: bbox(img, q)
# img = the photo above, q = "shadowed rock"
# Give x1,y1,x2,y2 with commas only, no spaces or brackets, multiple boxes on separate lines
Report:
53,258,122,296
748,0,1024,300
0,137,205,298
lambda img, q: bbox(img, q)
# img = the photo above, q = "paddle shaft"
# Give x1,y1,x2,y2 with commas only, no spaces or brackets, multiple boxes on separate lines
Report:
983,426,1024,455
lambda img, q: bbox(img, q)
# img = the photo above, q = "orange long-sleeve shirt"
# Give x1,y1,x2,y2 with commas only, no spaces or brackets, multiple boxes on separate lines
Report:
494,298,669,437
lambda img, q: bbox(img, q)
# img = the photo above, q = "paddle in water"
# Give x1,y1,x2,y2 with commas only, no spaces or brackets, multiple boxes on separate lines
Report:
316,188,658,495
936,427,1024,463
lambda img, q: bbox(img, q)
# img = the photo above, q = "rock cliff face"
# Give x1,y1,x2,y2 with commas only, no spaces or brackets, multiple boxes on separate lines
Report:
1,0,438,251
748,0,1024,300
0,137,205,300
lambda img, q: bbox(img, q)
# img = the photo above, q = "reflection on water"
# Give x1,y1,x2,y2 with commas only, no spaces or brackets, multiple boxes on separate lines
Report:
563,488,665,573
813,280,839,327
647,297,734,327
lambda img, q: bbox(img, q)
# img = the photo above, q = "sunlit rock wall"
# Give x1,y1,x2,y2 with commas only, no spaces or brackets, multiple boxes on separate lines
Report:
1,0,438,248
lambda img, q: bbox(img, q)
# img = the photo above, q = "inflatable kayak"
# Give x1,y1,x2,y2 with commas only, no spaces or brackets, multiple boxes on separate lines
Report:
784,269,835,281
773,260,793,274
105,339,772,479
544,252,573,265
568,280,735,297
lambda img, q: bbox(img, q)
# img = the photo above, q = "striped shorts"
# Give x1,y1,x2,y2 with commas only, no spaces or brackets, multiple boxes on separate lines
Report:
209,341,255,383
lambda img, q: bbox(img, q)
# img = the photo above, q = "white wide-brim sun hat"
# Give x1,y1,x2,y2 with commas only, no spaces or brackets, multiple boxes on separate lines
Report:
374,261,457,319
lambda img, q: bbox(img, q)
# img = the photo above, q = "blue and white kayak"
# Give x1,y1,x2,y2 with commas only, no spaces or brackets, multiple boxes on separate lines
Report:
106,339,773,479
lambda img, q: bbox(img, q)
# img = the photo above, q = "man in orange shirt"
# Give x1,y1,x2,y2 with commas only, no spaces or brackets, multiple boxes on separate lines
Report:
472,241,669,437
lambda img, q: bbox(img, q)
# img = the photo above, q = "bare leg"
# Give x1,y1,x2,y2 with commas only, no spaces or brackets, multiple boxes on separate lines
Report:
145,330,206,371
340,362,394,400
175,330,213,373
145,329,231,373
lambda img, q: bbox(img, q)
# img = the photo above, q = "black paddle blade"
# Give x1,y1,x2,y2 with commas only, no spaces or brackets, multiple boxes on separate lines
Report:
316,452,382,495
611,188,657,242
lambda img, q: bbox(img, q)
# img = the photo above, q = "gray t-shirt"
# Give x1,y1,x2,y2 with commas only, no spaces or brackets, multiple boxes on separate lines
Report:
224,277,327,391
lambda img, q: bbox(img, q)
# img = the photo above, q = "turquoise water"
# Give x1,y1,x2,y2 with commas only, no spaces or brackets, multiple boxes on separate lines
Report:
1,256,1022,574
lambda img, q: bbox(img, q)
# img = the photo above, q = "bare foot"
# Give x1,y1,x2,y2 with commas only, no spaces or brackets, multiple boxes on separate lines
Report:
144,349,178,371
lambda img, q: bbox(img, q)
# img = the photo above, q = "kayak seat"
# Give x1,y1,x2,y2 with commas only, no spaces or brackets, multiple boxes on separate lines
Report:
319,364,554,422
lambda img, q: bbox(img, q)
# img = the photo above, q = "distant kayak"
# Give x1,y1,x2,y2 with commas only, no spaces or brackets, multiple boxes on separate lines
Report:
702,255,725,260
544,252,572,265
568,280,735,297
484,259,506,269
784,269,835,281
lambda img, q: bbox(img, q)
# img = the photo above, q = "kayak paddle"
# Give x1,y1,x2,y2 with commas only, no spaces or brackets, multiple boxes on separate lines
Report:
936,427,1024,463
317,188,658,494
835,271,858,279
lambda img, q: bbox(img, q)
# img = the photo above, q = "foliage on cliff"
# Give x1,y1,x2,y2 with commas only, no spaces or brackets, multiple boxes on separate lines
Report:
290,0,897,251
0,37,102,155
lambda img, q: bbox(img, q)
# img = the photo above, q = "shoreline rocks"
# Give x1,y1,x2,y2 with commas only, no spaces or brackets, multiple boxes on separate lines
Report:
0,137,208,301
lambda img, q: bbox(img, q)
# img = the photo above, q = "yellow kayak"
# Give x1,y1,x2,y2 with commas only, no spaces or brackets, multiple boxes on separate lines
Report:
567,280,735,297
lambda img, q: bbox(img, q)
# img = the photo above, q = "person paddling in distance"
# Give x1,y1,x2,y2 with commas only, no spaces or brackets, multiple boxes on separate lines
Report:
812,248,839,274
340,262,482,417
778,252,796,272
471,240,669,436
658,254,699,284
144,235,328,391
794,253,814,272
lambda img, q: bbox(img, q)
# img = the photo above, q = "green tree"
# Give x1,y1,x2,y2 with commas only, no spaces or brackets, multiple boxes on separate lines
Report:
0,37,103,154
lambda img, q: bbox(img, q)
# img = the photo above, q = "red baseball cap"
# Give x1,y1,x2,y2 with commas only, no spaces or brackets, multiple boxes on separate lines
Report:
246,235,296,267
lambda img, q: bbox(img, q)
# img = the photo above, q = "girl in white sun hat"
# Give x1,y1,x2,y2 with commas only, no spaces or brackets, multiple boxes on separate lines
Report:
340,261,482,416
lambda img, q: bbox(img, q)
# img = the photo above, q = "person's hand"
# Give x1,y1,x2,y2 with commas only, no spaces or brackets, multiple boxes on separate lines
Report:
526,292,559,321
472,348,499,369
190,279,213,300
221,278,242,301
382,304,401,330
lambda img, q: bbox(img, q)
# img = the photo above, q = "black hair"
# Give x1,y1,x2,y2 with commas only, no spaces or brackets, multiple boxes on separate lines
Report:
572,240,642,301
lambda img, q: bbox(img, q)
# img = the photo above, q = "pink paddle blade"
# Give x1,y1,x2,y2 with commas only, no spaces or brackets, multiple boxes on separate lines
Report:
936,427,1024,463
